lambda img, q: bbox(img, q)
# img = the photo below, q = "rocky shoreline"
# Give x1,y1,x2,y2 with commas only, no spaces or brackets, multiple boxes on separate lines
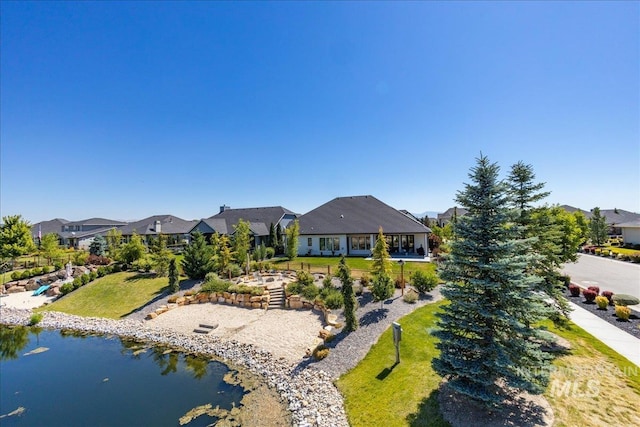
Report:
0,307,348,427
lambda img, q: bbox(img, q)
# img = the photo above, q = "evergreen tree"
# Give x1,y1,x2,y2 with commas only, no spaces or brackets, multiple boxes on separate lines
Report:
209,232,221,271
276,223,284,254
506,162,570,320
337,255,358,332
89,234,107,257
371,227,394,308
168,258,180,293
0,215,36,261
589,207,608,246
181,232,214,280
268,222,277,248
217,234,233,278
432,155,552,408
233,219,251,267
150,234,173,277
285,220,299,260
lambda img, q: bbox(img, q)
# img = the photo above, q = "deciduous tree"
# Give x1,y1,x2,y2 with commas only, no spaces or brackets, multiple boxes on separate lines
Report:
119,232,146,265
106,228,123,260
0,215,36,261
233,219,251,267
432,155,552,408
40,233,63,264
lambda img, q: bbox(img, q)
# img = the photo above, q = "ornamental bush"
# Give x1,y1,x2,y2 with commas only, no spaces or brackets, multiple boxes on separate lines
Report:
201,279,231,294
80,274,90,285
403,289,418,304
587,286,600,295
313,344,330,360
612,294,640,307
615,305,631,321
595,296,609,310
60,282,74,295
602,290,614,305
568,284,581,297
359,274,370,287
583,289,597,303
411,270,439,294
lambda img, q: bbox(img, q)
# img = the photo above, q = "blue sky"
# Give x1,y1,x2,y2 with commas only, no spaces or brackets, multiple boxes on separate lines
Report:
1,1,638,223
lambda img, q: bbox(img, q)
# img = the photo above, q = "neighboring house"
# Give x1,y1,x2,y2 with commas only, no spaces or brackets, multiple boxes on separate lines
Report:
59,218,128,249
295,195,432,257
616,220,640,246
117,215,198,246
437,207,468,227
561,205,640,235
190,205,298,247
31,218,69,244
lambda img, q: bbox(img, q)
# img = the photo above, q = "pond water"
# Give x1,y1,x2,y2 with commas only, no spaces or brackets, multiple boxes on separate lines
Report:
0,325,246,426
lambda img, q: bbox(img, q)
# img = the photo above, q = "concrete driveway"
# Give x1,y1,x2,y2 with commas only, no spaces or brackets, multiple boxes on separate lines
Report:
562,254,640,296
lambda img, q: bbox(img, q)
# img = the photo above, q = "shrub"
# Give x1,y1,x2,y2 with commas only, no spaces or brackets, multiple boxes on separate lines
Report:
411,271,439,294
265,247,275,259
10,271,21,280
296,270,314,287
568,284,581,297
301,283,319,301
29,313,43,326
583,289,597,303
359,274,370,287
615,305,631,321
595,296,609,310
286,281,302,296
111,263,122,273
403,289,418,304
322,276,333,288
80,274,90,285
53,261,63,271
89,271,98,281
72,277,82,290
73,251,89,266
560,275,571,287
313,344,329,360
21,270,32,280
96,266,107,278
41,265,51,274
320,287,343,309
602,290,614,305
201,279,231,294
353,282,363,296
587,286,600,295
228,263,243,278
228,284,264,296
87,254,111,265
60,282,74,295
184,289,197,296
612,294,640,307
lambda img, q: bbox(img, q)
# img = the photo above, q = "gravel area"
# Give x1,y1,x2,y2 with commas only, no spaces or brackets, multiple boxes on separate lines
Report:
307,286,443,380
565,290,640,339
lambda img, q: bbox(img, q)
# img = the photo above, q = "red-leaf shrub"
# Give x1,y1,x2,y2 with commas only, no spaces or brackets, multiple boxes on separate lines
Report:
583,289,597,303
587,286,600,295
87,254,111,265
568,284,581,297
602,290,614,305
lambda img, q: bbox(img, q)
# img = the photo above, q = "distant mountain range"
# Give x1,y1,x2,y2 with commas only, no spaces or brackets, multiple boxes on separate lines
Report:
412,211,440,219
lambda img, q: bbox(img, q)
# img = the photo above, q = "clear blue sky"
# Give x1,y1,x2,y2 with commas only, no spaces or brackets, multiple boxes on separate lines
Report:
1,1,638,223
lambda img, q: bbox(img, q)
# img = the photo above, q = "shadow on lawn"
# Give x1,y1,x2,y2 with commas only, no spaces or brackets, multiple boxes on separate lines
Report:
406,389,448,427
119,279,200,318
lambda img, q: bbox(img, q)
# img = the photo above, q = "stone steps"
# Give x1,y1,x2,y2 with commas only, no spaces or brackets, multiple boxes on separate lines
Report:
268,287,285,309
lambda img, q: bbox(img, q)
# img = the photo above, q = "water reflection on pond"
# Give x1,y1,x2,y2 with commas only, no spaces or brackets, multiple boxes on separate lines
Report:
0,325,247,426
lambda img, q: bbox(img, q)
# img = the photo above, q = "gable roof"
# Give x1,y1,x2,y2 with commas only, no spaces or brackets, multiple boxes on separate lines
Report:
196,206,296,237
296,195,431,235
617,219,640,229
31,218,69,237
64,217,128,227
437,207,469,220
118,215,197,236
560,206,640,225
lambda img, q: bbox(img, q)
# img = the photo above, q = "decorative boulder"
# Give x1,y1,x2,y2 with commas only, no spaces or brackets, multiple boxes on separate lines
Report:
25,282,40,291
7,286,26,294
612,294,640,306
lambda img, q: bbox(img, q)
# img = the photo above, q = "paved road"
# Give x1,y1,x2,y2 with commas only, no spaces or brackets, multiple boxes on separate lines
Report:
562,254,640,296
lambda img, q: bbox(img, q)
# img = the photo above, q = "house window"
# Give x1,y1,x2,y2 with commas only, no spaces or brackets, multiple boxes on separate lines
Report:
307,237,312,246
350,236,371,251
319,237,340,251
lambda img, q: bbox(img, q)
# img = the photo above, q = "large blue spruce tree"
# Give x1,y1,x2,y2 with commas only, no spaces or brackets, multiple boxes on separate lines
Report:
432,156,552,408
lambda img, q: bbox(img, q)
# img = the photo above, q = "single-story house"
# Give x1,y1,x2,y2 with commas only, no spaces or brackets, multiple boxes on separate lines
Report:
437,207,468,227
117,215,198,246
190,205,298,247
295,195,432,257
617,220,640,246
58,218,128,248
560,206,640,235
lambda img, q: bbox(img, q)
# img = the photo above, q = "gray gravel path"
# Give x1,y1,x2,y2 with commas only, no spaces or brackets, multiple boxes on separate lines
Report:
302,286,442,380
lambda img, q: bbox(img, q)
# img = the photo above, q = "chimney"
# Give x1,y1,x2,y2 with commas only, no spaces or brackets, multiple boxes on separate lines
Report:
155,220,161,233
220,205,230,213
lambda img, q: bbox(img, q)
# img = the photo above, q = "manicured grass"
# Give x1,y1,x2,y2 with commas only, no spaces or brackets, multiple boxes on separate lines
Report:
337,301,640,427
336,301,448,427
271,256,436,279
601,246,640,256
37,271,169,319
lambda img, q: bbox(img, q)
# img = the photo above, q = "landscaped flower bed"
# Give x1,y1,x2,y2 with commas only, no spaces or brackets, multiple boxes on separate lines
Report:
565,287,640,339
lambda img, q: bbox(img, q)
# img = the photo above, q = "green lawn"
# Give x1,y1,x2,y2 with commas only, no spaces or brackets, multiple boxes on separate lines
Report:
271,256,436,279
37,271,170,319
337,301,640,427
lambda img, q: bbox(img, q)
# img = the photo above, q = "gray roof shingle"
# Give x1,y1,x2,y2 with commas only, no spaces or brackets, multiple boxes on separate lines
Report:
296,195,431,235
118,215,197,236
